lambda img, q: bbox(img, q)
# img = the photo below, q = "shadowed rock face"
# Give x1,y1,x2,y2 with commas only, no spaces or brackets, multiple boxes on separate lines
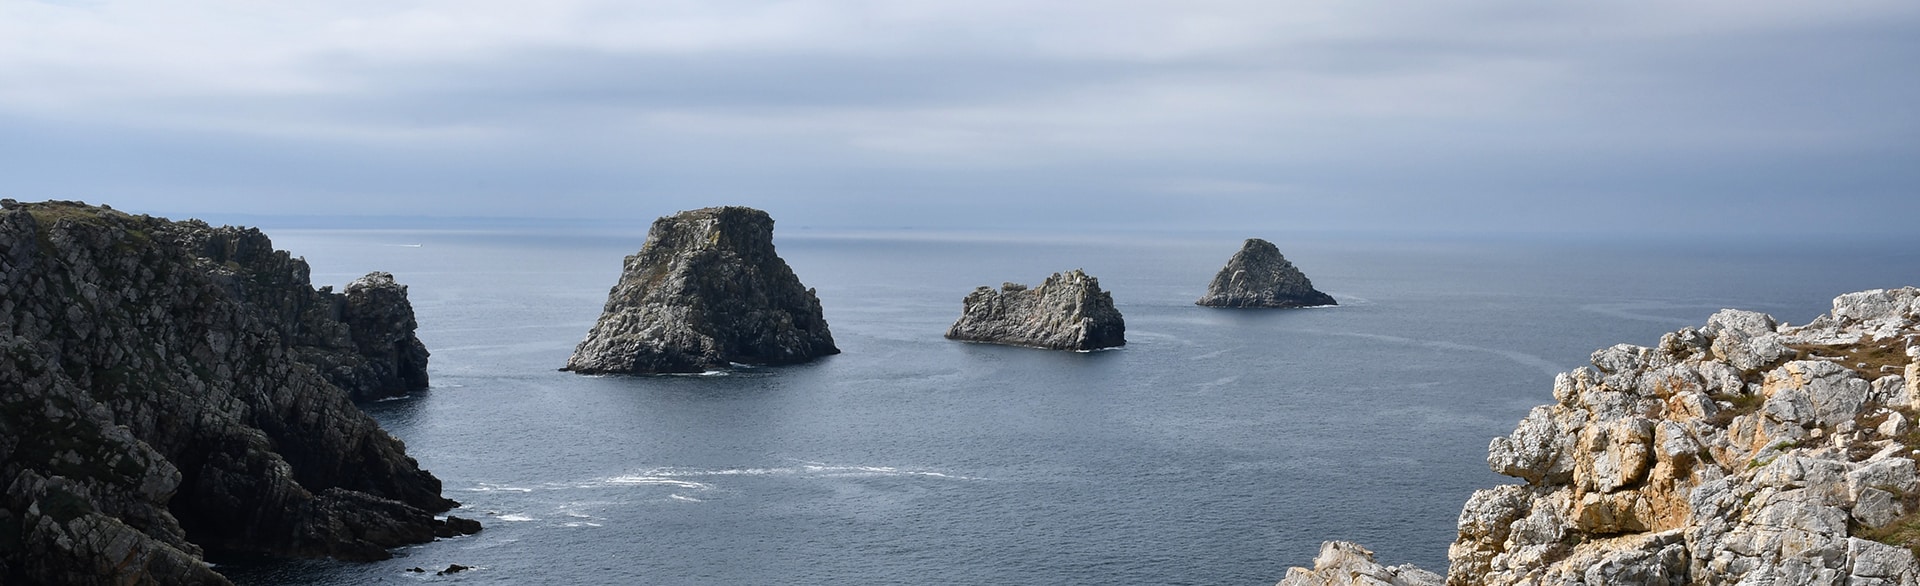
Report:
1280,287,1920,586
945,270,1125,351
564,206,838,374
1196,238,1335,308
0,200,469,585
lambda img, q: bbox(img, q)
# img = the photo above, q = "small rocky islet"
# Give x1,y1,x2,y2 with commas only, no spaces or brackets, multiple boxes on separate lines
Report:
0,200,475,585
1197,237,1335,308
563,206,839,374
945,269,1126,351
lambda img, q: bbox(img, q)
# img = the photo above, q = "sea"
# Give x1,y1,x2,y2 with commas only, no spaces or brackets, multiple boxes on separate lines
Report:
212,226,1920,585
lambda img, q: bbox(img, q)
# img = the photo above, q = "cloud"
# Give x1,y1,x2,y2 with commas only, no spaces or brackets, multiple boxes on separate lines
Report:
0,1,1915,236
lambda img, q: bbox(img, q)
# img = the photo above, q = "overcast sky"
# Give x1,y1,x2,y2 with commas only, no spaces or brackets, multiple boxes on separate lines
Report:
2,1,1915,236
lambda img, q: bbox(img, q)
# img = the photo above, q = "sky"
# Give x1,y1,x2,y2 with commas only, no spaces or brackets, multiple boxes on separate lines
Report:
1,1,1916,237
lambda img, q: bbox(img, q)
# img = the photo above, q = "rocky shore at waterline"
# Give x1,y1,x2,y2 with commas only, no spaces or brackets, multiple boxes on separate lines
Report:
0,200,473,585
1282,287,1920,586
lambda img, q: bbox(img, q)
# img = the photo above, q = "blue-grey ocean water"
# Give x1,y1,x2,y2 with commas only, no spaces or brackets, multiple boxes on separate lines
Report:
218,228,1920,585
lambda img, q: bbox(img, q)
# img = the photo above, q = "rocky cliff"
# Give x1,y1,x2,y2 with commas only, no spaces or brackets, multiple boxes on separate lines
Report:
945,270,1126,351
564,206,838,374
1281,287,1920,586
1196,238,1335,308
0,200,471,585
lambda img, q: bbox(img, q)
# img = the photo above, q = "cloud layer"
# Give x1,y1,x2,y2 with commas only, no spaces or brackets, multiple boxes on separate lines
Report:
3,1,1916,236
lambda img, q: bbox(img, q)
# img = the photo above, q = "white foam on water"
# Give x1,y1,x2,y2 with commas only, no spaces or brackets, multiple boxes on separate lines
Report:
669,494,704,503
465,483,534,493
603,475,711,490
494,514,536,522
559,521,602,528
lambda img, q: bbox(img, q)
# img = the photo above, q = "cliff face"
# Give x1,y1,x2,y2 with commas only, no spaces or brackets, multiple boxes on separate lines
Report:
0,201,467,585
944,270,1126,351
1196,238,1335,308
1282,287,1920,586
564,206,838,374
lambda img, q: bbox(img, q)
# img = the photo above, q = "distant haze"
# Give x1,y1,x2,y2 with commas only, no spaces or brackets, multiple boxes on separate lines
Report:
2,1,1916,238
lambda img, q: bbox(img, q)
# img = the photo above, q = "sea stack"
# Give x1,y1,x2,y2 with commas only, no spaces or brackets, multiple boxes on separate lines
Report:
0,201,472,585
1279,287,1920,584
564,206,838,374
945,270,1125,351
1196,238,1335,308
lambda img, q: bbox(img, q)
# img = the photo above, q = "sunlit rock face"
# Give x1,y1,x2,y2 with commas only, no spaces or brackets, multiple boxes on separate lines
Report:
1279,287,1920,586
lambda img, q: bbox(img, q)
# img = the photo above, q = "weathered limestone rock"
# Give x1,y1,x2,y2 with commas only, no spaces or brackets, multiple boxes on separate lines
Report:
564,206,838,374
1279,541,1444,586
1196,238,1335,308
1282,287,1920,586
0,200,470,585
944,270,1125,351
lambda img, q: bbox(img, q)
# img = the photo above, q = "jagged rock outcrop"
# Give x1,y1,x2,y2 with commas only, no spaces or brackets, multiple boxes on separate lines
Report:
1281,542,1445,586
944,270,1125,351
0,201,472,585
1196,238,1335,308
564,206,838,374
1281,287,1920,586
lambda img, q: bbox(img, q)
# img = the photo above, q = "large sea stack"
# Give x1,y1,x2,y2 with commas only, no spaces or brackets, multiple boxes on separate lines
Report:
945,270,1125,351
1196,238,1335,308
564,206,838,374
1280,287,1920,585
0,200,472,585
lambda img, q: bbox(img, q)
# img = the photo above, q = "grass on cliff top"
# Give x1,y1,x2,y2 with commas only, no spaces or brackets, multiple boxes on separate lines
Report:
1788,340,1910,379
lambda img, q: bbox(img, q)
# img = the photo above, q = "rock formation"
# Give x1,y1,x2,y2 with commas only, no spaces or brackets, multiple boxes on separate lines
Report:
1279,287,1920,585
0,200,473,585
1196,238,1335,308
564,206,838,374
945,270,1125,351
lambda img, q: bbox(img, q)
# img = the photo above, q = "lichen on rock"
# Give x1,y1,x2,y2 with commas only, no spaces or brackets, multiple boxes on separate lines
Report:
1196,238,1335,308
0,200,469,585
945,269,1125,351
1280,287,1920,586
564,206,838,374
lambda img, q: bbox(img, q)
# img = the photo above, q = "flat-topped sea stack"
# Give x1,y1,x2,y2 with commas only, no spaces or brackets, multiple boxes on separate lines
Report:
945,269,1125,351
1196,238,1335,308
0,200,471,584
565,206,838,374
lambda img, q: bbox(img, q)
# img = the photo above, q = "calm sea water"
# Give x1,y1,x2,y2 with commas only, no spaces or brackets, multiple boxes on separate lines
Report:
217,228,1920,585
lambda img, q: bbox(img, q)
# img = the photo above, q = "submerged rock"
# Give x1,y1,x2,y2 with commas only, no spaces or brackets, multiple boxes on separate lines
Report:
564,206,838,374
945,270,1125,351
1278,287,1920,585
0,200,465,585
1195,238,1335,308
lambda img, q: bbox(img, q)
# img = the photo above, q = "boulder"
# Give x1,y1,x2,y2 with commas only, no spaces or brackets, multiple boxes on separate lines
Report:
564,206,838,374
946,270,1125,351
1196,238,1335,308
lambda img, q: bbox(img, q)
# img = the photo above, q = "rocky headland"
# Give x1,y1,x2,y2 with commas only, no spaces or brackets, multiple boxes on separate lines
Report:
1197,238,1335,308
945,270,1126,351
1282,287,1920,586
0,200,473,585
563,206,838,374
